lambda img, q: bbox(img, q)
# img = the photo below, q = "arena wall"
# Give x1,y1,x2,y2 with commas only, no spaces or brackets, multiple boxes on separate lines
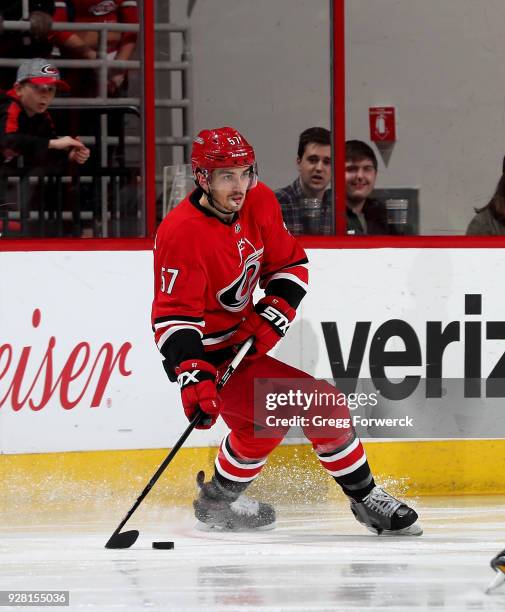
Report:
2,247,504,500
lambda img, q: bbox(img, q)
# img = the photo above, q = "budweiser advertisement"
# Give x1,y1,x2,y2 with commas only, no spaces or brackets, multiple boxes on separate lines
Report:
0,251,229,454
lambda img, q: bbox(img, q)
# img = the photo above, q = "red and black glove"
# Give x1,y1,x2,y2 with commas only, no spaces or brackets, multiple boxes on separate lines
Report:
175,359,222,429
233,295,296,358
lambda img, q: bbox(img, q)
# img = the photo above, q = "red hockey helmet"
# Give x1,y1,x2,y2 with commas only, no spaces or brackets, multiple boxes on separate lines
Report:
191,127,258,189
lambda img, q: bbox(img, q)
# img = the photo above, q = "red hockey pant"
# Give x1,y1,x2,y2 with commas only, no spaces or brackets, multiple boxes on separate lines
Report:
214,355,367,485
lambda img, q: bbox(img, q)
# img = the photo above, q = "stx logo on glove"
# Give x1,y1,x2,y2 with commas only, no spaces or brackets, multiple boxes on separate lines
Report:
232,295,296,358
177,369,201,388
174,359,222,429
259,305,291,336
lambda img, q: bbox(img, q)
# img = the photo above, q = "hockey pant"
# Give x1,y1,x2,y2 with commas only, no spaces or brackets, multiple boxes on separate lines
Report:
213,354,375,500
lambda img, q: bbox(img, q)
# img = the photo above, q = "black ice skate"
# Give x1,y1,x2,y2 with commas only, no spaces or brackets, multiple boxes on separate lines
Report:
193,471,276,531
487,549,505,593
350,486,423,536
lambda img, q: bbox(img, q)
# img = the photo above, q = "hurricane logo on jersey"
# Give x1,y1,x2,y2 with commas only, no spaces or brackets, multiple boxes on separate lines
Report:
90,1,117,16
217,247,264,312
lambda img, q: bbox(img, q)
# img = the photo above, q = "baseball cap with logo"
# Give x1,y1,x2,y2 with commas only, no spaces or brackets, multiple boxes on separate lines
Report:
15,58,70,92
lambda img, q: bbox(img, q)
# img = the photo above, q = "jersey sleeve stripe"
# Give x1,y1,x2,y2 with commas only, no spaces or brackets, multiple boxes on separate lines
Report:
202,328,239,346
154,314,204,324
157,324,203,350
279,258,310,271
201,322,241,346
260,257,309,281
265,272,308,292
154,319,205,331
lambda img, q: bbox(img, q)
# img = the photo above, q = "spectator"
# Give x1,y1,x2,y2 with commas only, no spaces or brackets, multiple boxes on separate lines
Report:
0,59,91,235
345,139,389,235
275,127,333,235
0,59,90,165
52,0,139,97
0,1,55,92
466,173,505,235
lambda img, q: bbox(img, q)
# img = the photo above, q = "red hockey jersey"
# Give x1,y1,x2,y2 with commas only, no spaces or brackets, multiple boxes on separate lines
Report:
152,182,308,371
53,0,138,46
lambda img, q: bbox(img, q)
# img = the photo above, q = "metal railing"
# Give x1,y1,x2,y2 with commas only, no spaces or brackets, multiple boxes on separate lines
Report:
0,18,193,236
0,165,141,238
1,19,193,154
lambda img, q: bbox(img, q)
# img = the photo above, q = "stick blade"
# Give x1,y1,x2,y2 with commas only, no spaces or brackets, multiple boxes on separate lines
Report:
105,529,139,549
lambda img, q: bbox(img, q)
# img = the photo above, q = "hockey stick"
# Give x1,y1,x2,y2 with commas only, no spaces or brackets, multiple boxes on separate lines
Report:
104,336,254,549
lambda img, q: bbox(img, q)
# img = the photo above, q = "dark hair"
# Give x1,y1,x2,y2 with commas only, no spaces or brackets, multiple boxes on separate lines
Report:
297,127,331,159
345,140,378,171
476,173,505,223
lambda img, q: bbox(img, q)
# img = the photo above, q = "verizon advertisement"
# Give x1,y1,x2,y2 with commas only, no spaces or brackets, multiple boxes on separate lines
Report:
1,248,504,454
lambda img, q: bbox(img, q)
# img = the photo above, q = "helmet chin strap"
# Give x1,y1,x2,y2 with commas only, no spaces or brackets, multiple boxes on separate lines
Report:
203,185,235,218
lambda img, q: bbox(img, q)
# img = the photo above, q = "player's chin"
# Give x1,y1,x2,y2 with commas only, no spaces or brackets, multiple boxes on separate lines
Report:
227,198,245,211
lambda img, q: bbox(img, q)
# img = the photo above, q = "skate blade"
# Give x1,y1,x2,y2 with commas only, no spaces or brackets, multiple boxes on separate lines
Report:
486,571,505,594
366,522,423,536
195,520,276,533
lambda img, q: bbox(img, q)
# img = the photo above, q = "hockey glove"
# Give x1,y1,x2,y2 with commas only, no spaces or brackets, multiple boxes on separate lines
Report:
233,295,296,358
175,359,222,429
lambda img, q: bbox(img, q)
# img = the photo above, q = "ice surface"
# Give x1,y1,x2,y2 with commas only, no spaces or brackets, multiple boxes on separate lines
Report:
1,496,505,611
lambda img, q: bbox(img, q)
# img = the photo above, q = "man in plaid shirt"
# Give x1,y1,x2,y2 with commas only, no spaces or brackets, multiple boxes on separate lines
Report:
275,127,333,235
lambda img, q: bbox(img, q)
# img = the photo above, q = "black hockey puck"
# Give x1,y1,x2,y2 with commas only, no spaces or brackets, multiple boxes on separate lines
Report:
152,541,174,550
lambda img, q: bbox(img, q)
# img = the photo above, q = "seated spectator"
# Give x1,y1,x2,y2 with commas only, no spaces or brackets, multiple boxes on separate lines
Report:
0,1,55,92
466,173,505,235
275,127,333,235
276,132,391,236
0,59,90,165
345,140,389,235
52,0,139,97
0,59,90,235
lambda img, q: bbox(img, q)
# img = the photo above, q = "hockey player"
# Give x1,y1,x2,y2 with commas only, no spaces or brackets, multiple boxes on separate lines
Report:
151,126,422,535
